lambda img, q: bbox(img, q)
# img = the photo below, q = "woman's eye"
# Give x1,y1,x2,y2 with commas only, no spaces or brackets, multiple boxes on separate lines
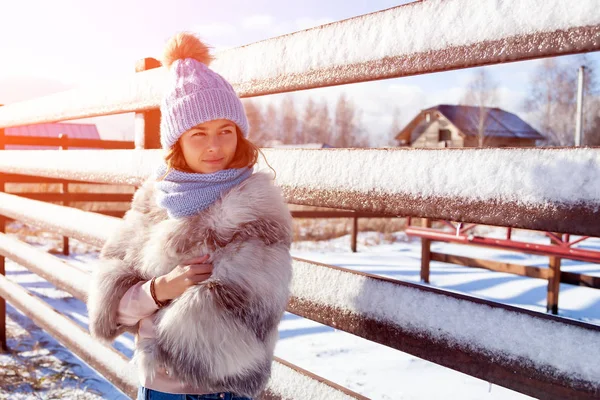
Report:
220,130,233,135
192,132,206,137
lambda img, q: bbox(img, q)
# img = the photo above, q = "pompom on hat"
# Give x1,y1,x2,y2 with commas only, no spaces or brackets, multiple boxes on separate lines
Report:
159,32,249,150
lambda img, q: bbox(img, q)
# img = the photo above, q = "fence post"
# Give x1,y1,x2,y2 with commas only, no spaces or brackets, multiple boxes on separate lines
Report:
351,213,358,252
0,104,7,350
420,218,432,283
134,58,162,149
59,134,70,256
547,255,562,314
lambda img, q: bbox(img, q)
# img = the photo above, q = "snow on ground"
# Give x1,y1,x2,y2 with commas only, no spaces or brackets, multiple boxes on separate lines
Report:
0,307,123,400
2,230,599,399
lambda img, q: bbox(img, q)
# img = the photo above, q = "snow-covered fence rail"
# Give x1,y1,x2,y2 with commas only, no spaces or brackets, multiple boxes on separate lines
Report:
0,147,599,236
0,0,599,398
0,190,599,399
0,0,598,127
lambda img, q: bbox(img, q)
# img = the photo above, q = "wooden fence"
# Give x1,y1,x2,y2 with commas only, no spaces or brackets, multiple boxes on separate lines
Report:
0,1,599,399
1,131,398,253
0,135,134,255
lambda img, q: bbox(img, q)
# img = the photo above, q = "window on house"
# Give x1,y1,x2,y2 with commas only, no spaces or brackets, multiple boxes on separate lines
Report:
439,129,452,141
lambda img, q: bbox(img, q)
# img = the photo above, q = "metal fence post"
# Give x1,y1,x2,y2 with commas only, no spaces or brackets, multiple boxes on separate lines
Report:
420,218,432,283
548,255,562,315
59,133,70,256
351,213,358,252
134,58,162,149
0,104,7,350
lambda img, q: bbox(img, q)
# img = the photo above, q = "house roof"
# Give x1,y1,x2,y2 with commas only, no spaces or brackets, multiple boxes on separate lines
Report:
4,123,101,149
6,123,100,139
396,104,544,142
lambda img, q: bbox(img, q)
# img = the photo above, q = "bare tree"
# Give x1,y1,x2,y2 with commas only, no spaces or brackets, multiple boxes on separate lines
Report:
281,96,299,144
259,103,279,146
389,107,402,146
314,100,332,144
333,93,353,147
243,99,267,146
524,58,575,146
301,98,319,143
588,110,600,146
329,93,371,148
524,55,597,146
351,109,370,148
334,93,371,147
461,69,499,147
580,58,599,146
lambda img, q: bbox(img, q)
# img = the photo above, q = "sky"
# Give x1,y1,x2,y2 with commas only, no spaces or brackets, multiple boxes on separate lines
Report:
1,0,598,145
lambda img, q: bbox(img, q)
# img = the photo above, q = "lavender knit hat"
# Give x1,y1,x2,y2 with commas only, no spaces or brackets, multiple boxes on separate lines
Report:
159,33,249,150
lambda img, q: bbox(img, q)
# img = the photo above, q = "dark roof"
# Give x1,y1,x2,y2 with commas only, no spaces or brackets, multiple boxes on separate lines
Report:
426,104,543,140
4,123,101,149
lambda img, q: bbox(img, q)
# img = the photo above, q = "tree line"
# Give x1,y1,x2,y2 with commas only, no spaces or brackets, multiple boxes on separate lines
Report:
244,54,599,148
462,54,599,147
243,94,370,148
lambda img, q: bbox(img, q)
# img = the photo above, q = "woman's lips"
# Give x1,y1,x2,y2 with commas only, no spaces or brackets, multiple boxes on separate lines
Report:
203,158,224,164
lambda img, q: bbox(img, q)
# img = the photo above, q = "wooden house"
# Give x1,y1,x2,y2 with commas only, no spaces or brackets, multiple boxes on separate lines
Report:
395,105,544,148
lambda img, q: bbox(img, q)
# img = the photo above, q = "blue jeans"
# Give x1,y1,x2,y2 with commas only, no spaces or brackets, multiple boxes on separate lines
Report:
137,387,253,400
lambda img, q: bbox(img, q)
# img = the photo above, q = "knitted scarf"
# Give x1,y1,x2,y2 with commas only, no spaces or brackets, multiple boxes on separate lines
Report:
155,164,253,219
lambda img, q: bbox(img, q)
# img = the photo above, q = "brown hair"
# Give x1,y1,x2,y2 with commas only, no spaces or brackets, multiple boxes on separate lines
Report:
162,127,261,177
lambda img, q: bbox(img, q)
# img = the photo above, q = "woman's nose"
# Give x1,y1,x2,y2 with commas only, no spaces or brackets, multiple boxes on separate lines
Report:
206,136,220,151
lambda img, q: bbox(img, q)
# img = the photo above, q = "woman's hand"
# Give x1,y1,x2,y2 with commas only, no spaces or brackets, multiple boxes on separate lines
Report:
153,255,213,302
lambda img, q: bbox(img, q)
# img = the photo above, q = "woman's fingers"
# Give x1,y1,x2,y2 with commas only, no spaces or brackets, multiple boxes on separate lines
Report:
191,273,212,284
187,263,213,275
182,255,209,265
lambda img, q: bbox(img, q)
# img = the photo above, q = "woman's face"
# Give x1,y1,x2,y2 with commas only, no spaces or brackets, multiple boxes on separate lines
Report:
179,119,238,174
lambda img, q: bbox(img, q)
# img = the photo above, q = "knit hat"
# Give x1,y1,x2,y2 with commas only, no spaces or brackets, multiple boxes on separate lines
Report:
159,32,249,150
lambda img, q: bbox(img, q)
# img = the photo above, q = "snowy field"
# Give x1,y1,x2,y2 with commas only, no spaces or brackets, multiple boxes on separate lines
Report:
2,230,599,399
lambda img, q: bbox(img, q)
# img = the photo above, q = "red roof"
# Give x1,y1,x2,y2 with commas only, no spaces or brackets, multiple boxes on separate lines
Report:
4,123,101,149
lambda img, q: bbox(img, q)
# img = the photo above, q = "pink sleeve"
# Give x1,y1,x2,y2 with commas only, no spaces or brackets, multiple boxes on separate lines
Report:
116,281,159,326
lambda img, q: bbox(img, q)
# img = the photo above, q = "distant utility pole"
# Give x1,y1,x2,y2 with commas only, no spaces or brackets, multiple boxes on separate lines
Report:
575,65,585,147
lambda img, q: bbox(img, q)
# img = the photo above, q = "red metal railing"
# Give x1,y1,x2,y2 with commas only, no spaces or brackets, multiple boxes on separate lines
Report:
407,220,600,314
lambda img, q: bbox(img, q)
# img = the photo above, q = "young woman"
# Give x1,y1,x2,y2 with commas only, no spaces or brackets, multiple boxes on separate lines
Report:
87,32,293,400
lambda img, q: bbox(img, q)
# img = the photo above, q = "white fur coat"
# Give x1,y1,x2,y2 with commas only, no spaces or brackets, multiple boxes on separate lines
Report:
86,172,293,397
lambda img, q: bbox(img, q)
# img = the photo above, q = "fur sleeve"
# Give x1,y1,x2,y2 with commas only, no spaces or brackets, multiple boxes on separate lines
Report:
87,259,145,340
87,181,155,341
